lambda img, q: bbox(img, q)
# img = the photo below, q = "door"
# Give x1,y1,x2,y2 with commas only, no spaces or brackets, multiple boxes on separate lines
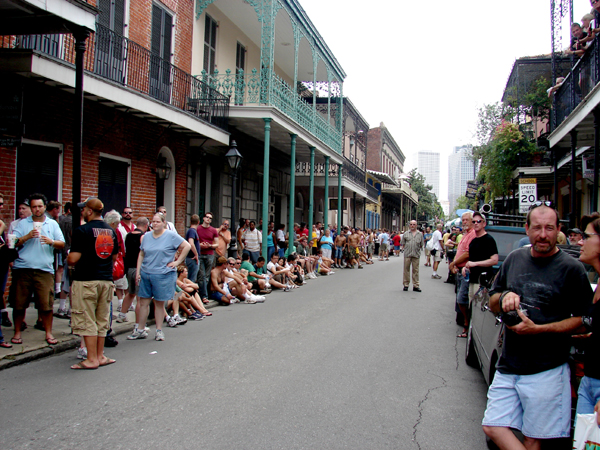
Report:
94,0,126,83
149,4,173,103
98,157,129,214
16,143,60,215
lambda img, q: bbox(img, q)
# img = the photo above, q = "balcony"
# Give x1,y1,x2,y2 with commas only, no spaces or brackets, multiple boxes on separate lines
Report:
366,183,379,203
201,69,342,153
296,157,364,182
552,37,600,131
0,24,229,132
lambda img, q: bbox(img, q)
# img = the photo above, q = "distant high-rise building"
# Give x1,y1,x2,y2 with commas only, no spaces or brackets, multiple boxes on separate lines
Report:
448,145,478,214
416,151,440,199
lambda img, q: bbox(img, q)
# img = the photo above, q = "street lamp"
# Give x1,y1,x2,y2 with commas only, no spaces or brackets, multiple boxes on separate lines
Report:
225,140,243,257
156,156,171,180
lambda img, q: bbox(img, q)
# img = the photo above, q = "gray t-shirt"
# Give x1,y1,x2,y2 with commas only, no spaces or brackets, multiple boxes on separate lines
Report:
140,230,184,275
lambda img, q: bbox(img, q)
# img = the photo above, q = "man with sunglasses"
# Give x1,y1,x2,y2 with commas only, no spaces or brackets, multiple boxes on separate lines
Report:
459,212,498,338
482,203,593,449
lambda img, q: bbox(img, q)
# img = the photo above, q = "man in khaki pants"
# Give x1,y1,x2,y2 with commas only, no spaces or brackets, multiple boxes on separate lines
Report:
401,220,423,292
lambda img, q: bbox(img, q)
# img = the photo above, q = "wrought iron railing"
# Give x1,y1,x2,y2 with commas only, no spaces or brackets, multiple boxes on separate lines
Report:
0,25,229,131
366,183,379,202
341,158,366,186
552,36,600,130
295,157,368,187
200,69,342,153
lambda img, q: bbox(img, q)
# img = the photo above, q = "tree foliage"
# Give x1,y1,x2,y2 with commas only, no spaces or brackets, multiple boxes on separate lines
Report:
451,195,476,217
406,169,444,222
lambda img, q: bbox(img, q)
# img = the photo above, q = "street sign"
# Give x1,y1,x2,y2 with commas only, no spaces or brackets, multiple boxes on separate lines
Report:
519,178,537,213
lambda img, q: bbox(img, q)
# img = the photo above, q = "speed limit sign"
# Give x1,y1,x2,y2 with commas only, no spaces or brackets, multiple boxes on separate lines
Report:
519,178,537,213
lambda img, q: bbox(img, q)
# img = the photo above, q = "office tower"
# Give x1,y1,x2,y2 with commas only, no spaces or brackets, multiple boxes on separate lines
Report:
448,145,478,213
416,151,440,199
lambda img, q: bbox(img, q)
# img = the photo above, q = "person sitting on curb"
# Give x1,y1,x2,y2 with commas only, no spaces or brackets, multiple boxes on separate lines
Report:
266,254,293,291
240,252,270,294
176,265,212,317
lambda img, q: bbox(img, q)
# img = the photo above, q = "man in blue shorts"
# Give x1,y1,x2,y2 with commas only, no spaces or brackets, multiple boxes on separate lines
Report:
482,203,593,448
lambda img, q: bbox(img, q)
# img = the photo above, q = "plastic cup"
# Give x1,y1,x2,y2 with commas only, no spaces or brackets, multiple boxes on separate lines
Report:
7,234,16,249
33,222,42,235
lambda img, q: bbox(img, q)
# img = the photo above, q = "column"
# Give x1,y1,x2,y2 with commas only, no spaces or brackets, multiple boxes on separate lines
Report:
337,163,343,234
72,29,89,219
324,156,330,230
287,134,297,256
262,118,272,258
308,146,315,246
594,108,600,212
570,129,577,228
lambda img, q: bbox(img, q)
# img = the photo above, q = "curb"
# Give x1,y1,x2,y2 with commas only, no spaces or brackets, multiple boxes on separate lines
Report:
0,300,219,371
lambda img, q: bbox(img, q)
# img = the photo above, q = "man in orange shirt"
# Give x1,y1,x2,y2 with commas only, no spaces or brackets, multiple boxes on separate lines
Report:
448,212,475,337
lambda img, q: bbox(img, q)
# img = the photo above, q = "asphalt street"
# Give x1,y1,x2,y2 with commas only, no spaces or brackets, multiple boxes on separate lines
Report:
0,256,490,449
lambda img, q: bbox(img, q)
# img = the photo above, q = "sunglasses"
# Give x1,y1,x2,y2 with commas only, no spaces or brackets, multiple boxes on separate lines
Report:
583,232,600,240
529,201,554,210
472,219,484,224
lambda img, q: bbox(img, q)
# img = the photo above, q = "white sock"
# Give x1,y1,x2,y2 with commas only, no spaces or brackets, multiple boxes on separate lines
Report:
59,299,66,310
433,271,437,276
1,308,8,313
55,283,60,293
118,298,123,307
244,292,252,300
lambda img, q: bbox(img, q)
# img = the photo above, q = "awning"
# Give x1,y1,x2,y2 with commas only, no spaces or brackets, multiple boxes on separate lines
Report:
367,169,397,186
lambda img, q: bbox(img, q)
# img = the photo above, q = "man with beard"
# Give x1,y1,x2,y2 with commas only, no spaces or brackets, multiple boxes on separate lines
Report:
482,203,592,449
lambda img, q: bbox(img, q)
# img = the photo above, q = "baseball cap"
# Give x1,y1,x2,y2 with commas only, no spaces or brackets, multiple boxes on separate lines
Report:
567,228,583,235
77,197,104,212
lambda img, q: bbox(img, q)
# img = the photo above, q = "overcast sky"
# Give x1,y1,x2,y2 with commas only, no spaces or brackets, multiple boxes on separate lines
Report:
299,0,587,201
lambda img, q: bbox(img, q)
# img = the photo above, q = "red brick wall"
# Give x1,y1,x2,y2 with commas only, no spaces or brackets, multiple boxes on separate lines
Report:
366,128,382,172
0,76,190,235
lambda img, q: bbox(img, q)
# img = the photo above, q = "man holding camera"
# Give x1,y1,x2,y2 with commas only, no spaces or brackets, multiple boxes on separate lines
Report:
482,204,592,449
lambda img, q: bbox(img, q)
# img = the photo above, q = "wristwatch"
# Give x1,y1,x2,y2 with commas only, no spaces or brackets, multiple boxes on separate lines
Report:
582,315,593,331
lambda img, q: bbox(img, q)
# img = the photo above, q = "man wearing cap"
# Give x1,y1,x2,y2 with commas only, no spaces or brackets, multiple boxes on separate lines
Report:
67,197,118,369
567,227,583,245
9,193,65,345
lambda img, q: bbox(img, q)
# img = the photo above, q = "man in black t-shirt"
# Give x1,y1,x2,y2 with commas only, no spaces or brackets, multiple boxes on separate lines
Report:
482,205,593,449
67,197,118,370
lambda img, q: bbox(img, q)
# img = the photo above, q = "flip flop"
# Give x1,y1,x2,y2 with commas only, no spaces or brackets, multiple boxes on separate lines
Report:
46,337,59,345
99,358,116,367
71,361,97,370
457,332,468,338
203,311,213,316
11,337,23,345
0,341,13,348
202,298,209,304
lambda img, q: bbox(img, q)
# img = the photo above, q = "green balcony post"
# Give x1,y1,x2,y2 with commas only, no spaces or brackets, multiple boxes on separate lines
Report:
287,134,297,257
338,164,343,234
324,156,329,230
262,118,272,258
308,146,315,247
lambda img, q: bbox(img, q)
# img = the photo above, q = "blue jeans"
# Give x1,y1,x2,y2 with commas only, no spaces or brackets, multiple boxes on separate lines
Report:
186,257,199,285
576,376,600,415
267,246,276,262
243,249,260,264
0,321,4,343
197,254,214,300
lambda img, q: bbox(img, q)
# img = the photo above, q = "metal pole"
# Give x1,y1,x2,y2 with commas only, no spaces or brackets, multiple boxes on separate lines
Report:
594,108,600,212
72,29,89,220
229,170,237,258
287,134,297,256
308,146,315,247
554,148,559,207
353,192,356,227
324,156,329,230
262,118,272,258
570,129,577,227
338,164,343,234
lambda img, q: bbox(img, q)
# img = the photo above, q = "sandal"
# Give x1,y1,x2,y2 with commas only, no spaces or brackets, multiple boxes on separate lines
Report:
203,311,212,316
71,361,97,370
457,330,468,338
46,337,59,345
202,298,209,304
0,341,13,348
10,337,23,345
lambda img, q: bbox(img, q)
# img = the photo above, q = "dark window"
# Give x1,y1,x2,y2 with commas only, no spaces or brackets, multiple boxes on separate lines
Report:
98,157,129,214
234,42,245,105
203,14,217,74
16,144,59,218
150,4,173,102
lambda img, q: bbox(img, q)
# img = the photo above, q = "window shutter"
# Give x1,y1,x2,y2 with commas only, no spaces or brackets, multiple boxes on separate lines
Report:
162,11,172,60
98,0,111,28
151,4,162,55
114,0,125,34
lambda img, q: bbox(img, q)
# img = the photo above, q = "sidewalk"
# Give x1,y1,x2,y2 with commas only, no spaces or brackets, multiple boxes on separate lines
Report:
0,296,219,371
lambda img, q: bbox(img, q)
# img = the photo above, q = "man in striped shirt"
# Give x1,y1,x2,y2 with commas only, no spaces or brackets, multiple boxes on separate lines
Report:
242,220,262,263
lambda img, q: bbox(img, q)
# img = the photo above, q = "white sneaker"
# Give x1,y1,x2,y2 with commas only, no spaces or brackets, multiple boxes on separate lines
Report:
155,329,165,341
128,305,135,312
283,285,292,292
116,313,129,323
166,316,178,328
254,295,266,303
246,296,257,304
329,271,335,275
173,314,187,325
77,347,87,359
127,329,148,340
230,298,239,303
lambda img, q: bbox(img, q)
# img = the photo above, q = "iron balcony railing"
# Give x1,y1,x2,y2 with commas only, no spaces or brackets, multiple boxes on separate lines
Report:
295,156,368,188
366,183,379,202
200,69,342,153
0,24,229,131
552,36,600,131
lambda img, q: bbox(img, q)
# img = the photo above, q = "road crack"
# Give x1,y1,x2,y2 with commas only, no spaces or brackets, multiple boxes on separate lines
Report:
412,372,447,450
